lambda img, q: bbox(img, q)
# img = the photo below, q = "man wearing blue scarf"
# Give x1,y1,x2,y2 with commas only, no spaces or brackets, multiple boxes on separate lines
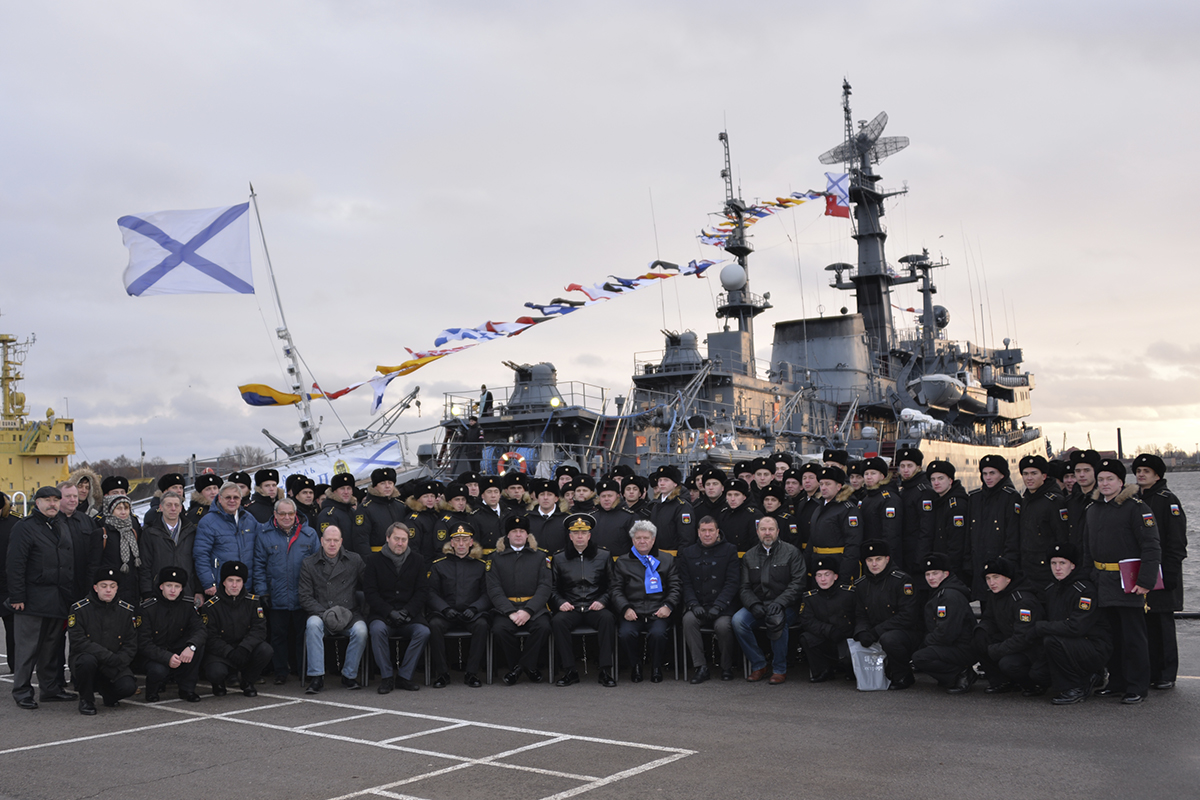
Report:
610,520,681,682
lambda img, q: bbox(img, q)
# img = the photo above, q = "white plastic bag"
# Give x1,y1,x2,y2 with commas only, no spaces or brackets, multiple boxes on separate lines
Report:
847,638,891,691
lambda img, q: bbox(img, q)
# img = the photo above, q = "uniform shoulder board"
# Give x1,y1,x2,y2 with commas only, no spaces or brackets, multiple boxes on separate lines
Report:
839,583,855,592
246,593,259,601
1002,485,1018,495
1072,580,1088,593
71,598,89,610
362,498,373,506
118,600,135,611
948,497,958,508
204,595,219,607
141,596,157,608
440,515,452,522
433,556,447,563
881,490,892,499
1046,490,1061,501
852,575,867,586
890,569,908,580
1010,589,1024,600
803,589,818,598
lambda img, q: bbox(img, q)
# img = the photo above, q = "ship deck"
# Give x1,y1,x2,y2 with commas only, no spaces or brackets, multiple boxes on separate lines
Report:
1,625,1196,799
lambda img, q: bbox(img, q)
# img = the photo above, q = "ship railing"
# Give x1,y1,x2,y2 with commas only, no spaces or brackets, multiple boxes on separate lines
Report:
715,290,771,310
633,352,774,381
442,380,609,420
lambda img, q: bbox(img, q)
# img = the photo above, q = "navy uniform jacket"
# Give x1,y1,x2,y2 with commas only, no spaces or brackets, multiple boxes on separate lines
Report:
1138,479,1188,613
68,593,138,680
964,480,1021,599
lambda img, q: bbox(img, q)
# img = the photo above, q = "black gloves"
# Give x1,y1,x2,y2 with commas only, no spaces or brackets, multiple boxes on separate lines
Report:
443,608,461,622
751,604,766,620
854,631,876,647
765,602,784,617
388,609,412,625
460,607,477,622
691,606,710,623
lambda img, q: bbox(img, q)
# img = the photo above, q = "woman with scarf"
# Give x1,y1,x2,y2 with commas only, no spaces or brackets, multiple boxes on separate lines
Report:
91,494,142,607
609,519,681,683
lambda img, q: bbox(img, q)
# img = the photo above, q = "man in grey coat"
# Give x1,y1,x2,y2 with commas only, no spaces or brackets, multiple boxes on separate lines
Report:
299,525,367,693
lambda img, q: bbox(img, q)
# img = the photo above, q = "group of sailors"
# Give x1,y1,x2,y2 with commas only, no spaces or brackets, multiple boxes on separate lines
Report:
0,445,1185,715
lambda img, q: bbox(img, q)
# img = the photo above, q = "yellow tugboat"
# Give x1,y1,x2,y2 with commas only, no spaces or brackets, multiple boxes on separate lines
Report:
0,332,75,509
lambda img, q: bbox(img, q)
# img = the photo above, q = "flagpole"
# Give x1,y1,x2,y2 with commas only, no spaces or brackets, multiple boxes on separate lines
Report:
249,183,324,449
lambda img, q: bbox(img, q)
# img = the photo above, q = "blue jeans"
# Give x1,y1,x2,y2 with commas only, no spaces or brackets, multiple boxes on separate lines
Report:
369,619,430,680
732,606,797,675
305,616,368,679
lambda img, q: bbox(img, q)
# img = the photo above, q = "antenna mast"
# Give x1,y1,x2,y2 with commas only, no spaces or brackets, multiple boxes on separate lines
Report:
249,184,321,450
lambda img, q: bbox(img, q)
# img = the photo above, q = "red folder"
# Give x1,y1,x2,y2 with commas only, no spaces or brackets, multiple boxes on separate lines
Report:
1119,559,1165,593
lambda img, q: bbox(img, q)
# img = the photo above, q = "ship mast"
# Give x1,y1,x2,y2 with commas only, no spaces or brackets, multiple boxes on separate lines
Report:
819,81,915,358
0,331,32,422
249,186,321,451
714,131,771,370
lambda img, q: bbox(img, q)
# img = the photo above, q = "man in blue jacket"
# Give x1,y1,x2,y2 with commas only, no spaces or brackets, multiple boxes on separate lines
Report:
253,498,319,684
193,482,260,598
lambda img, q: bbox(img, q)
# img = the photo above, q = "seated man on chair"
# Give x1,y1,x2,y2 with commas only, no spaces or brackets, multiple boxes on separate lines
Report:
426,522,491,688
609,520,681,683
486,515,553,686
732,516,806,685
549,513,617,688
678,515,741,683
365,523,430,694
299,525,368,693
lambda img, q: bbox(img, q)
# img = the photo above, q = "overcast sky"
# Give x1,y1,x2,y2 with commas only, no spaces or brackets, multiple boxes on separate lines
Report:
2,1,1198,466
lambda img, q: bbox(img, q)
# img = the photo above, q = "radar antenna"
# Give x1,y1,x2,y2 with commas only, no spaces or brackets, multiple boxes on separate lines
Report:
818,82,910,167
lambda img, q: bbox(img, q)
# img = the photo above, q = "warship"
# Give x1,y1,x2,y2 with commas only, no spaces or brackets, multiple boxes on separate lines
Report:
435,82,1046,490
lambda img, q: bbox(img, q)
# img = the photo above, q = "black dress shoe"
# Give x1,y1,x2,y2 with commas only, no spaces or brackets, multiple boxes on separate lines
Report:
809,669,834,684
690,666,710,685
146,691,160,703
947,668,977,695
1093,687,1122,698
650,668,664,683
464,673,482,688
502,667,522,686
525,668,543,684
16,697,38,710
598,668,617,688
1121,693,1145,705
1151,680,1175,690
888,673,915,691
431,673,449,689
630,664,643,683
984,682,1016,694
273,674,288,686
306,677,324,694
377,677,394,695
179,691,202,703
41,690,78,702
1052,687,1087,705
555,670,580,687
211,682,227,697
396,677,420,692
1022,684,1047,697
721,668,735,681
340,675,362,690
79,698,97,716
242,685,258,698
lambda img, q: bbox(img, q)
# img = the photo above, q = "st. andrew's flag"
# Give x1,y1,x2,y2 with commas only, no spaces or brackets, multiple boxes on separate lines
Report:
119,203,254,296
